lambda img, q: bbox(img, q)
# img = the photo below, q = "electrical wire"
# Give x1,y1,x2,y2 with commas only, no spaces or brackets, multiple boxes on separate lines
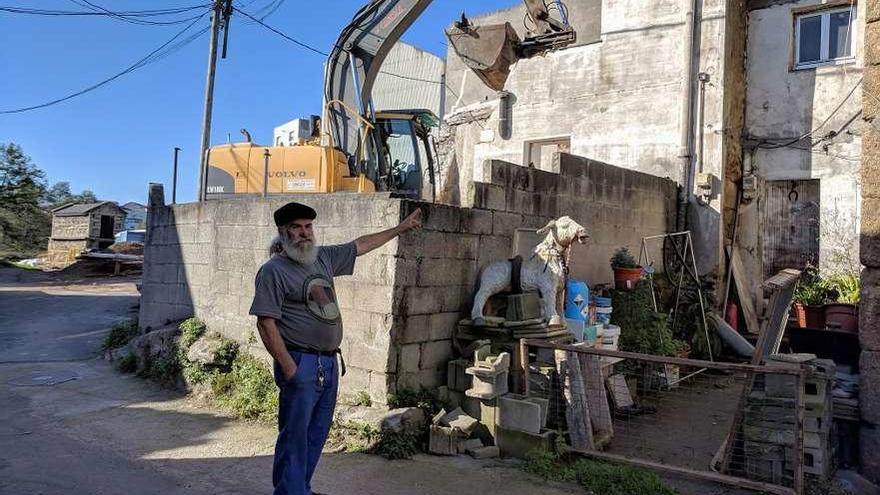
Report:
756,77,863,149
0,13,210,114
234,6,327,56
0,5,209,16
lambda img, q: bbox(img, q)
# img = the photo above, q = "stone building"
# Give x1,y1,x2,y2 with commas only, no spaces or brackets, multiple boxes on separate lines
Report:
47,202,126,264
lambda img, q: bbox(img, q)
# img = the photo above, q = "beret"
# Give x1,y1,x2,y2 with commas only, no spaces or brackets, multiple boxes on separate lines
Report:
274,202,317,227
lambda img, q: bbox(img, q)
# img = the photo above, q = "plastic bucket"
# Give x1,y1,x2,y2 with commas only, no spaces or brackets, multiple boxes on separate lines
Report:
564,280,590,321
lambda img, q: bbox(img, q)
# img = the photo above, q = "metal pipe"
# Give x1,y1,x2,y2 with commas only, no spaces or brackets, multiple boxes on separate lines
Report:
697,72,709,174
677,0,699,227
172,147,180,204
263,148,271,197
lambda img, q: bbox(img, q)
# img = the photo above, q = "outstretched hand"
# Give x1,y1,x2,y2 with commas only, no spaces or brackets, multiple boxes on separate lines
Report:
398,208,423,233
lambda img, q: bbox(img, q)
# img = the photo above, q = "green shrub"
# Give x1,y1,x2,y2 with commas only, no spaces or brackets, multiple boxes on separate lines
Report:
610,247,639,269
103,320,139,350
179,318,206,349
611,282,685,357
825,272,860,304
793,267,834,306
117,354,137,373
523,449,678,495
214,353,278,421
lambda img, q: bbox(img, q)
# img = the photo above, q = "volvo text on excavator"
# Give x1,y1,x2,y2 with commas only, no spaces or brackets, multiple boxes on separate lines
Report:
204,0,575,201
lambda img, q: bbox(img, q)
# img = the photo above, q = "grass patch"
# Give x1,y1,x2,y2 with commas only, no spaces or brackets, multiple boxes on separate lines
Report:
213,353,278,422
349,390,373,407
327,420,420,460
179,318,206,349
103,319,139,350
523,449,678,495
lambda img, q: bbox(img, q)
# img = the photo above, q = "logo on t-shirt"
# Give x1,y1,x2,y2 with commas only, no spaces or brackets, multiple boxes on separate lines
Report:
302,274,340,322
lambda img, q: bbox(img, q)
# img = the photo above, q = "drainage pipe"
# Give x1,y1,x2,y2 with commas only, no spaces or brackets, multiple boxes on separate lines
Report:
677,0,700,230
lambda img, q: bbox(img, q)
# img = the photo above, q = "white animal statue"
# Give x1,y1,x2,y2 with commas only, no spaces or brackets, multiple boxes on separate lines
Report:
471,216,590,327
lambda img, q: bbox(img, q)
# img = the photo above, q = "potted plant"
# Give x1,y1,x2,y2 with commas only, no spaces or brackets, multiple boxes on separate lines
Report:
823,272,860,333
792,268,830,329
610,247,643,290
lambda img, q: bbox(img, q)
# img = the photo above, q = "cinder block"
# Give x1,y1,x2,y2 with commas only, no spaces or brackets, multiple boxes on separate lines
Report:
428,425,467,456
864,199,880,267
420,341,452,371
506,293,542,321
498,394,543,434
468,446,499,459
461,208,494,235
495,426,557,460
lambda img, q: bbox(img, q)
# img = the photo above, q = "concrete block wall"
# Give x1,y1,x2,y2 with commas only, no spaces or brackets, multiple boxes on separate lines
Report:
139,154,675,404
392,155,677,390
139,191,404,404
860,0,880,482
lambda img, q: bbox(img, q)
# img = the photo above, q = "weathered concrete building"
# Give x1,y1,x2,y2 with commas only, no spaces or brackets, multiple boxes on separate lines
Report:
440,0,864,291
47,202,126,264
121,201,147,231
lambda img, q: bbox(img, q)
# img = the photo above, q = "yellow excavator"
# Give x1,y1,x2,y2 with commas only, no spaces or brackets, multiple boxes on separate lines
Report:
204,0,575,201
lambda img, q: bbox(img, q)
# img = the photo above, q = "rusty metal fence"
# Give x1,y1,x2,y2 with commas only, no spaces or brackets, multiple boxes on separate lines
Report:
520,340,811,495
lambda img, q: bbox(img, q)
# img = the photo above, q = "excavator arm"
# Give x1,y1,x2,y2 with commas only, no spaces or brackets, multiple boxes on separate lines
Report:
323,0,575,189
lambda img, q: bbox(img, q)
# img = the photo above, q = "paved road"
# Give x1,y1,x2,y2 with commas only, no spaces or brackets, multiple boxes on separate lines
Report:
0,267,578,495
0,269,139,362
0,266,759,495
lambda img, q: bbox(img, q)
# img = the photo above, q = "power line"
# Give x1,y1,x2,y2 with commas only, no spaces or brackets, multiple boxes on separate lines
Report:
236,7,454,90
234,6,327,55
0,13,210,114
0,4,209,16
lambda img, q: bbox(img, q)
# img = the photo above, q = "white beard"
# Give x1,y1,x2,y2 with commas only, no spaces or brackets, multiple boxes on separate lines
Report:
281,235,318,265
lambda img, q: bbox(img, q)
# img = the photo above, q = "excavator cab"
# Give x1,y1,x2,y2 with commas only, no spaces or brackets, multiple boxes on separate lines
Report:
374,110,439,200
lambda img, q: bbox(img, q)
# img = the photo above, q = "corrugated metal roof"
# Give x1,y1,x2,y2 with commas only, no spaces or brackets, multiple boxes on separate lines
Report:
373,42,446,118
53,201,121,217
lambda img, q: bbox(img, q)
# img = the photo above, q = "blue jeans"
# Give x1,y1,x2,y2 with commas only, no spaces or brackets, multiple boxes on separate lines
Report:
273,350,338,495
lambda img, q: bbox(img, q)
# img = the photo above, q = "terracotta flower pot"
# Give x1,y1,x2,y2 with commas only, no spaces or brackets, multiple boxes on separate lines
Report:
613,266,643,290
793,303,825,329
824,303,858,333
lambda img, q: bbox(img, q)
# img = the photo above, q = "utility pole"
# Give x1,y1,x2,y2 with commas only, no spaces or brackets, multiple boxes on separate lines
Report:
197,0,223,202
172,147,181,204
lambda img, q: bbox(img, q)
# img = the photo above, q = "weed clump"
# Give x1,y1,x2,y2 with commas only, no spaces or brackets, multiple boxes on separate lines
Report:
103,319,139,350
523,449,678,495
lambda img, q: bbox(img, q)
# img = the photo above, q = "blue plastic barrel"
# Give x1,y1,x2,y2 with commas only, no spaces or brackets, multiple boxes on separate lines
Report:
564,280,590,321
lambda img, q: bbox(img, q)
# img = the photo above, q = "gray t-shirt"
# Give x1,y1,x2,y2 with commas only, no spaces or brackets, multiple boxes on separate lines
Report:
249,242,357,352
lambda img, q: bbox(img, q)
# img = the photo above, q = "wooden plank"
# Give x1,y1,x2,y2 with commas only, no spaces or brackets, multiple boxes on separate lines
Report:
795,373,806,495
568,448,797,495
521,339,803,375
555,349,594,451
729,247,761,335
575,344,614,442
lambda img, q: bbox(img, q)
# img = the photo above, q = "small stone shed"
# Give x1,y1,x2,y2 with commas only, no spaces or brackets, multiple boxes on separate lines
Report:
47,202,126,264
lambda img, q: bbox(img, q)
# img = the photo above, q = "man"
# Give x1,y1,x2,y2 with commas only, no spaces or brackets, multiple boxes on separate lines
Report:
249,201,422,495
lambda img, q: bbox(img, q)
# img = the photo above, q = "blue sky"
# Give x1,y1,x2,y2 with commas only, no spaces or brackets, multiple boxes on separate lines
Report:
1,0,514,204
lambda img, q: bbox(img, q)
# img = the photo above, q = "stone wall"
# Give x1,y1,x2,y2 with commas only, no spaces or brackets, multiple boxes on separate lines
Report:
860,0,880,482
139,154,676,403
50,216,90,240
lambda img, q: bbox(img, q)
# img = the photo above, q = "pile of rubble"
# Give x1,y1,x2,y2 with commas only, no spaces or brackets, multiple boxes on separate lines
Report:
431,344,556,459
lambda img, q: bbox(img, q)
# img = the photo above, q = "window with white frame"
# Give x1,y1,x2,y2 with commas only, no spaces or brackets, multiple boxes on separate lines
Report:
795,6,856,68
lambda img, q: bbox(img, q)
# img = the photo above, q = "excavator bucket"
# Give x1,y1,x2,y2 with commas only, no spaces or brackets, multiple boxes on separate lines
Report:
446,21,522,92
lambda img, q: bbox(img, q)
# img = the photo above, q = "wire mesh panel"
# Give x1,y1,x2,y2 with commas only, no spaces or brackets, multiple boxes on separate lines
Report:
521,341,808,495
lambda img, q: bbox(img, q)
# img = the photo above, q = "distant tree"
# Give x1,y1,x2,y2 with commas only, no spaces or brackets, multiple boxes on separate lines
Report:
45,181,98,208
0,143,50,255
